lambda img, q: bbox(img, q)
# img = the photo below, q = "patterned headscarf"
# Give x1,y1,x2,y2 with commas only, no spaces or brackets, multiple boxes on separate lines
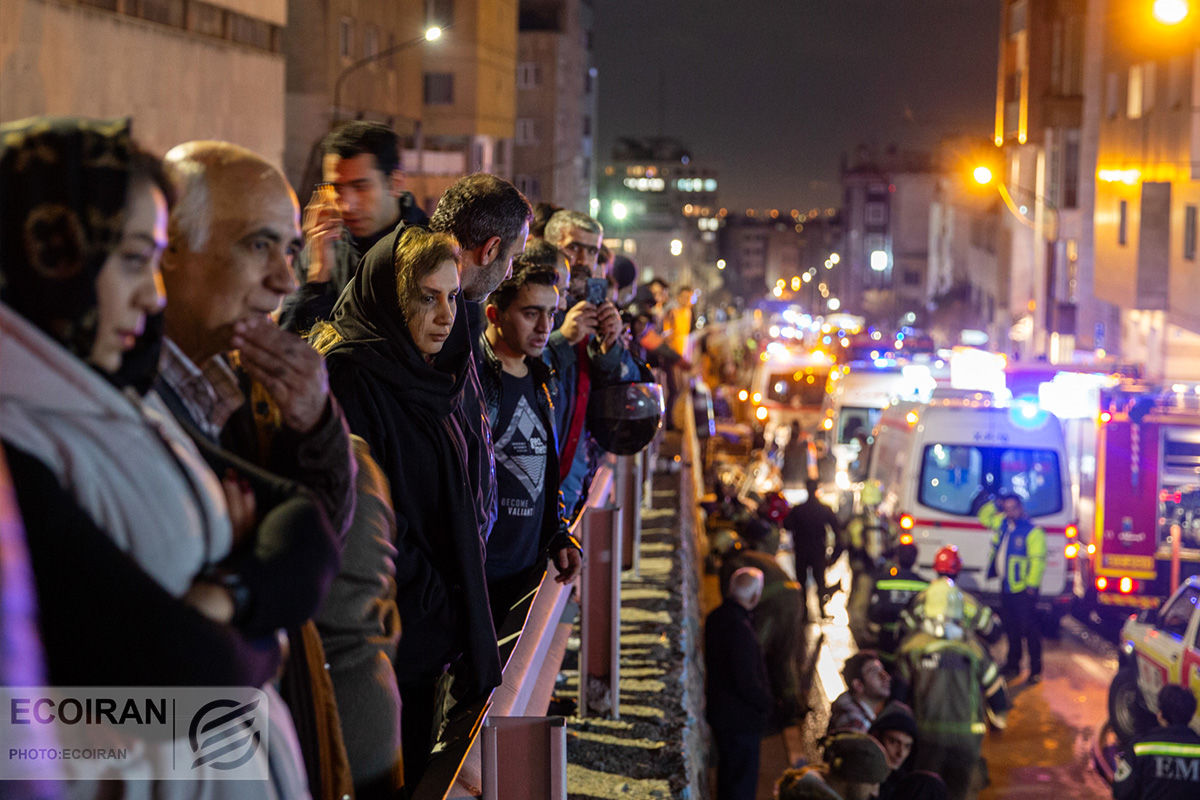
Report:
0,116,147,378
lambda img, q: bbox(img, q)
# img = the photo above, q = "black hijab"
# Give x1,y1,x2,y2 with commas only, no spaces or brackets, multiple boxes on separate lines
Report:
0,116,163,393
325,225,470,414
323,227,502,700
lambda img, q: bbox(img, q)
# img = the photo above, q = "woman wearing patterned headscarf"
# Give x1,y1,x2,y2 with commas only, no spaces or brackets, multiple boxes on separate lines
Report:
0,117,308,798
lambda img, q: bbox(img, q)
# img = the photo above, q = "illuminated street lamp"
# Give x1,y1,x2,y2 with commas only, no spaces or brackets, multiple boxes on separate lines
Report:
801,272,812,283
334,25,446,122
1154,0,1189,25
973,165,994,186
828,298,841,311
829,252,840,265
716,259,726,270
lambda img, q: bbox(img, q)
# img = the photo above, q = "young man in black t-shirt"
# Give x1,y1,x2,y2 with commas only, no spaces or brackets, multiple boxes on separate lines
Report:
479,263,582,625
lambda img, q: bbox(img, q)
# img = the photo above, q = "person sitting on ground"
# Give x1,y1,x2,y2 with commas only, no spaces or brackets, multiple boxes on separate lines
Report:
1113,684,1200,800
821,732,893,800
891,771,949,800
311,226,500,786
774,766,840,800
479,260,582,625
706,567,773,800
869,701,918,800
827,651,892,735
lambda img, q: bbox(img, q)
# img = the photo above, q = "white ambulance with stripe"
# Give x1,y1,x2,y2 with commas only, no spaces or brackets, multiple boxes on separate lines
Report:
867,394,1078,622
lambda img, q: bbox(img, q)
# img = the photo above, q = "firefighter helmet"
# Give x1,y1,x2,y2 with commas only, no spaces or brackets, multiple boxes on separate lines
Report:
933,544,963,577
920,579,966,638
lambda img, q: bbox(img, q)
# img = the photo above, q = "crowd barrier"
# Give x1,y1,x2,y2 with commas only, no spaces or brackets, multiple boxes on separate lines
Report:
419,451,647,799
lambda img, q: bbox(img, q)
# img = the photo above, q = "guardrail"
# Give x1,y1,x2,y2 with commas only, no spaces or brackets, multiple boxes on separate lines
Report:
419,451,645,799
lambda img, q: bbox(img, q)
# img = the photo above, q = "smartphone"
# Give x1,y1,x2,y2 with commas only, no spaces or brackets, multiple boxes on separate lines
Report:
585,277,609,306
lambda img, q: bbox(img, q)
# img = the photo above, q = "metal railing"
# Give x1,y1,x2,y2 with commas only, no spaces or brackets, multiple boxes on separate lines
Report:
418,452,645,799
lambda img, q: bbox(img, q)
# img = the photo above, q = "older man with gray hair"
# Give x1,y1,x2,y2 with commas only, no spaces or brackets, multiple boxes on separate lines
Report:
706,566,773,800
156,140,356,798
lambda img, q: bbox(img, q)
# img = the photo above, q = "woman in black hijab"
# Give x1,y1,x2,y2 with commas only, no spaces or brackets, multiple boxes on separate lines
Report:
312,225,501,785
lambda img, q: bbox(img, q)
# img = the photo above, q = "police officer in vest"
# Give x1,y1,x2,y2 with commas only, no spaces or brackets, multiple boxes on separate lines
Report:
980,492,1046,683
1113,684,1200,800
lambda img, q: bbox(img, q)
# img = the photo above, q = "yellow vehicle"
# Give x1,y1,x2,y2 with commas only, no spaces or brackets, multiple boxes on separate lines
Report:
1109,575,1200,745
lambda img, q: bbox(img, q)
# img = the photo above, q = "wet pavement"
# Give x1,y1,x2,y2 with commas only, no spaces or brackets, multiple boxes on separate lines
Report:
758,555,1120,798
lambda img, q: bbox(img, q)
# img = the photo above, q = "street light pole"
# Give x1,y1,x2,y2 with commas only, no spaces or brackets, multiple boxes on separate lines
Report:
332,26,445,124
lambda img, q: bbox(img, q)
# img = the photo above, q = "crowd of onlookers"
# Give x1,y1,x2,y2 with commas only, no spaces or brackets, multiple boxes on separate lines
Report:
0,115,698,799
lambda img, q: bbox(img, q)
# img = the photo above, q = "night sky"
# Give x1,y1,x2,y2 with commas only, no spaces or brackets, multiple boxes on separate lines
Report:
593,0,1001,212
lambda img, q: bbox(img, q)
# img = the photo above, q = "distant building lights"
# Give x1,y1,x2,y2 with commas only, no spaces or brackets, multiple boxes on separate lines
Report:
611,201,628,220
870,250,889,271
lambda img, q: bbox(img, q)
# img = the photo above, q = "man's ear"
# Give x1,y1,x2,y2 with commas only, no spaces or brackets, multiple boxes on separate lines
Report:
484,302,501,326
478,235,503,266
388,169,404,199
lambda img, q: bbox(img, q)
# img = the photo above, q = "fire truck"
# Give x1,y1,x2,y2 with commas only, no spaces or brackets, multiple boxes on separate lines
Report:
1078,383,1200,624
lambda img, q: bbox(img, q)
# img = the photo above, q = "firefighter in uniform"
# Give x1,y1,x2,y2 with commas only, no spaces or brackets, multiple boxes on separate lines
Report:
1113,684,1200,800
896,580,1010,800
867,542,928,654
902,545,1001,646
980,492,1045,682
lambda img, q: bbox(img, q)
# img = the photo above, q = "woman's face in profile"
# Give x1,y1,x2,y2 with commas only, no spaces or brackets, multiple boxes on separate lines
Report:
408,258,459,357
90,180,168,373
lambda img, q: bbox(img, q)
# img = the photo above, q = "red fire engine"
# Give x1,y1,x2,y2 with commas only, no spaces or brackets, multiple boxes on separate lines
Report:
1078,383,1200,623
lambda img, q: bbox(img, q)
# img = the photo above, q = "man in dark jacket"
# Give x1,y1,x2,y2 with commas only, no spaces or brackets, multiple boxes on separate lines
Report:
429,174,533,545
279,121,429,333
158,140,355,798
479,262,581,624
1113,684,1200,800
783,479,842,618
706,567,773,800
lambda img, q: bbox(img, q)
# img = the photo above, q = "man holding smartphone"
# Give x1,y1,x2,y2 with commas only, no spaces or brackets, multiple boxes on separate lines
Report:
279,121,428,332
542,210,627,519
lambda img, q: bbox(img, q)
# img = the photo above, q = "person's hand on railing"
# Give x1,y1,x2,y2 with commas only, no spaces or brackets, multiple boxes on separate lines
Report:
552,543,582,584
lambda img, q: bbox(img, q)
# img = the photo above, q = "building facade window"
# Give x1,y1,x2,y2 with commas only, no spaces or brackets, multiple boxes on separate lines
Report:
424,72,455,105
364,25,379,59
515,175,540,199
865,202,887,225
515,118,538,146
1186,205,1197,261
339,17,354,59
1106,72,1120,119
517,62,540,89
1118,199,1128,245
1062,132,1080,209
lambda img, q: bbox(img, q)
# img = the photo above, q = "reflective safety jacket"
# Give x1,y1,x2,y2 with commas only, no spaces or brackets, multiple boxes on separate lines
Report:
867,565,928,652
980,502,1046,593
896,630,1003,740
901,577,1001,645
1113,724,1200,800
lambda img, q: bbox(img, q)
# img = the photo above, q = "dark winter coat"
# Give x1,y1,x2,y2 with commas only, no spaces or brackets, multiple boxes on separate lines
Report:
705,600,773,734
321,228,502,701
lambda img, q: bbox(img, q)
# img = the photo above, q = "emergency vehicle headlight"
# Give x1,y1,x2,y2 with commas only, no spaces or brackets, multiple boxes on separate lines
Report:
755,406,769,421
1119,577,1136,594
1087,543,1096,555
1096,576,1108,591
752,392,762,404
1064,543,1079,559
899,533,914,545
738,389,749,402
899,514,915,531
1065,524,1078,539
822,418,834,430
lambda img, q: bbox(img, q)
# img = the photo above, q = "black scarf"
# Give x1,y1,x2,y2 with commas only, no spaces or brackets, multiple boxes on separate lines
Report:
0,116,162,394
324,228,501,699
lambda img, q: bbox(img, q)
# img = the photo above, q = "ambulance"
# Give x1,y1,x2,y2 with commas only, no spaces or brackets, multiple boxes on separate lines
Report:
748,345,833,435
821,361,936,479
868,393,1078,620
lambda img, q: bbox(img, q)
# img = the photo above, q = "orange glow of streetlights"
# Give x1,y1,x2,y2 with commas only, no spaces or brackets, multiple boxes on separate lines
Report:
1154,0,1189,25
973,165,994,186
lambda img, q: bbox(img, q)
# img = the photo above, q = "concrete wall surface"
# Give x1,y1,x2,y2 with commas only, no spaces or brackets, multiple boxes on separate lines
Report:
1,0,285,167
